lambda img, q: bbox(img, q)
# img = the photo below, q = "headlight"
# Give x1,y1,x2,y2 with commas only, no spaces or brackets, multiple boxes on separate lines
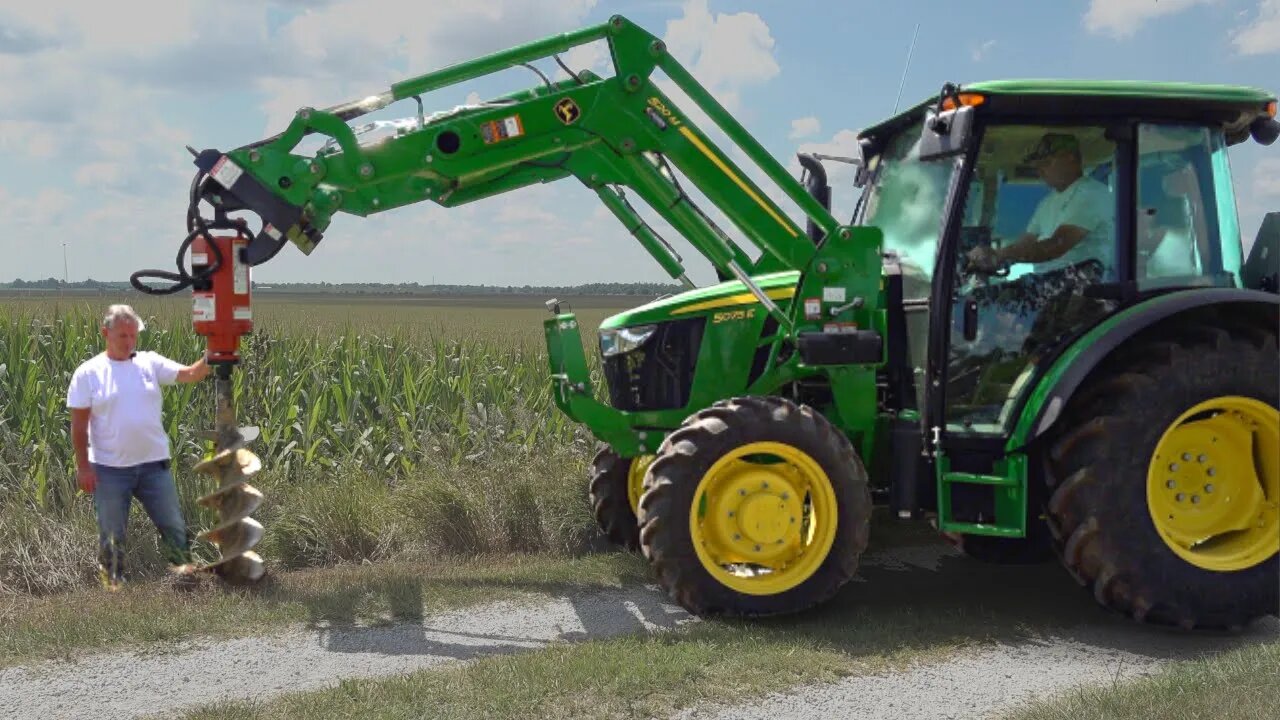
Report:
599,324,657,357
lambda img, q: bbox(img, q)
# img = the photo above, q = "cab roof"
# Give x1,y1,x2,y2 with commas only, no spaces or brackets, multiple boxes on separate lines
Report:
859,79,1277,148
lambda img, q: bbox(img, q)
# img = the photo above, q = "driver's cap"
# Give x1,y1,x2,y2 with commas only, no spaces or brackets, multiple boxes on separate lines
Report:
1024,133,1079,164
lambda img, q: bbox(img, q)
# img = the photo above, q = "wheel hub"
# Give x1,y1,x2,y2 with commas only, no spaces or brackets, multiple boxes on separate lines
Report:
691,442,839,595
627,454,655,516
738,492,799,546
1147,396,1279,572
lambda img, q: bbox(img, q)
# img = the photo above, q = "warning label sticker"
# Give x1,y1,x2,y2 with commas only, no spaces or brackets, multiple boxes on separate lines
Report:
210,156,243,190
234,243,249,295
193,295,215,322
481,115,525,144
822,322,860,334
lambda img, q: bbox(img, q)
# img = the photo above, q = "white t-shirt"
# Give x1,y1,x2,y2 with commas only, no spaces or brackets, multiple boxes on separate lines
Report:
1025,175,1115,276
66,351,185,467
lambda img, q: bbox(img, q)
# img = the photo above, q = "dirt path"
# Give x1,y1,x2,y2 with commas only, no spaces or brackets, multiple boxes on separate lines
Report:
2,542,1275,720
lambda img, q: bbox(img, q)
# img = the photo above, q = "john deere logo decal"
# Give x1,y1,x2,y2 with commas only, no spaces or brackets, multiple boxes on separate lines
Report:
554,98,581,125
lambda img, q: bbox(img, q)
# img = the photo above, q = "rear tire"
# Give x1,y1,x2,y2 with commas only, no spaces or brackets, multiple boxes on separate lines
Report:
1043,319,1279,630
637,396,870,617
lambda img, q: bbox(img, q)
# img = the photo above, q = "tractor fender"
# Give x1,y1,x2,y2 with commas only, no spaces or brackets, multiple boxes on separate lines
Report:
1008,287,1280,451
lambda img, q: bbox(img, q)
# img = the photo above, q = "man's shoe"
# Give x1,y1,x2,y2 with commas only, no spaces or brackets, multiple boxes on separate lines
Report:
97,565,124,592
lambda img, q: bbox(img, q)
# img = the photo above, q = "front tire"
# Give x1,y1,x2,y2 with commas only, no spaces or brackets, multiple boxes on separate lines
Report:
637,396,871,617
588,445,650,551
1044,320,1279,630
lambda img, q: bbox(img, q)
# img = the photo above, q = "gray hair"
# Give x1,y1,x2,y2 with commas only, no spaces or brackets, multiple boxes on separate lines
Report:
102,304,146,332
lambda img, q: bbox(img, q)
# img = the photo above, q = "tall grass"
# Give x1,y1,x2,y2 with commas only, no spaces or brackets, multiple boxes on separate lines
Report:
0,299,623,595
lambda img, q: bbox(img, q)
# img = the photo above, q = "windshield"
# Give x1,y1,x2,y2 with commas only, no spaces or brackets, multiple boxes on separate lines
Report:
858,118,956,299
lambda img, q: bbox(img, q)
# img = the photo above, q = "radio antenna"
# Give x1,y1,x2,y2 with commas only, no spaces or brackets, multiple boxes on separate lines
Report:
892,22,920,114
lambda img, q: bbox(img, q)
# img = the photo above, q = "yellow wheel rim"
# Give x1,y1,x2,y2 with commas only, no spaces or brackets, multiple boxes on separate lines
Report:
689,441,839,596
628,454,655,516
1147,396,1279,572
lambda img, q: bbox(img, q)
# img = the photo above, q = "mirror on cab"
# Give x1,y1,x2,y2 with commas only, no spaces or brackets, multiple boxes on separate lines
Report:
918,84,980,161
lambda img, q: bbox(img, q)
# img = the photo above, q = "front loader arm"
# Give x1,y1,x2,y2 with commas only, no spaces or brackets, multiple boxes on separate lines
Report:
190,15,841,307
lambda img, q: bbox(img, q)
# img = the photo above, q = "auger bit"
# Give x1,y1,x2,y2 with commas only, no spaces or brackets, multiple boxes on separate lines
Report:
192,363,266,585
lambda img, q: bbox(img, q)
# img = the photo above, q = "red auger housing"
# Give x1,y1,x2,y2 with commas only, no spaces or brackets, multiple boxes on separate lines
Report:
190,233,252,364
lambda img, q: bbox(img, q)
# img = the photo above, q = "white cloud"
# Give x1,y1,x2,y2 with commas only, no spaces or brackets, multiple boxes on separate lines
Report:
1231,0,1280,55
1253,157,1280,198
253,0,600,134
496,199,559,225
662,0,779,104
789,117,821,139
1083,0,1217,38
971,40,995,62
0,120,60,159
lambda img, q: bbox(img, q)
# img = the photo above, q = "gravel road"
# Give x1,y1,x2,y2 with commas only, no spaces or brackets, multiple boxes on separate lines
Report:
673,620,1280,720
0,586,695,720
2,542,1275,720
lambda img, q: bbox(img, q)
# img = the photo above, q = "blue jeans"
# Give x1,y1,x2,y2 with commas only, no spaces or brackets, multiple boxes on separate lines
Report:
93,460,192,578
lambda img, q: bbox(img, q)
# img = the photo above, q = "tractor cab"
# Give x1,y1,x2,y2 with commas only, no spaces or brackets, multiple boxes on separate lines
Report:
853,81,1279,540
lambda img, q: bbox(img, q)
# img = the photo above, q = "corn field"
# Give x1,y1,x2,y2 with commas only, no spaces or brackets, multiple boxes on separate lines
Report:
0,295,630,594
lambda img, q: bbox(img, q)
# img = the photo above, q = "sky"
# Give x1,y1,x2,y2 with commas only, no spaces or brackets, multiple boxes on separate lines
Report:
1,0,1277,288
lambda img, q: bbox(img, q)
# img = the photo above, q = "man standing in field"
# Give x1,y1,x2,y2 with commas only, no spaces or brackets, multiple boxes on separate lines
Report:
67,304,211,590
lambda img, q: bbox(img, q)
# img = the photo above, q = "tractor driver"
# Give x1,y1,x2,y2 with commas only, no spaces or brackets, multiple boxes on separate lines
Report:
967,132,1115,281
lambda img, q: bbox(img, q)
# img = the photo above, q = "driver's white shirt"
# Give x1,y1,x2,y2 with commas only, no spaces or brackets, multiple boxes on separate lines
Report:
1025,174,1114,276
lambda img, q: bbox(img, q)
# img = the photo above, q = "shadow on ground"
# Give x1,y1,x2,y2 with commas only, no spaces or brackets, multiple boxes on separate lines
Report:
262,514,1277,669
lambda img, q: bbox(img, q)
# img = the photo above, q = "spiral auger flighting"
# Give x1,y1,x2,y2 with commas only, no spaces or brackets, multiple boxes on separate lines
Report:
192,364,266,584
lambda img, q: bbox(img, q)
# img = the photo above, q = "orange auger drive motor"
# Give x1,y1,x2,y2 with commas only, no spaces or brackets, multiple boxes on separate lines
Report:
190,232,253,364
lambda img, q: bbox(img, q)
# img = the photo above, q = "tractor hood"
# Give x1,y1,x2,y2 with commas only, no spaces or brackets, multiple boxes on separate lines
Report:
599,270,799,330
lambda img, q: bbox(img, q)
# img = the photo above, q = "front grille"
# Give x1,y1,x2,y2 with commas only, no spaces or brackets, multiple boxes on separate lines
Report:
602,317,705,411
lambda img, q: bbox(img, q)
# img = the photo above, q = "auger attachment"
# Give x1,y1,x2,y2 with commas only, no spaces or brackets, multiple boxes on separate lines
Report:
192,364,266,584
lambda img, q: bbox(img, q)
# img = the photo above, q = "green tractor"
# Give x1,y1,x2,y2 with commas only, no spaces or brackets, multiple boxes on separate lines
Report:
141,15,1279,630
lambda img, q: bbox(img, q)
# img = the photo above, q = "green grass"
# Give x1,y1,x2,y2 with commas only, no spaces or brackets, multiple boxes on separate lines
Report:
999,640,1280,720
184,623,858,720
0,551,651,669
